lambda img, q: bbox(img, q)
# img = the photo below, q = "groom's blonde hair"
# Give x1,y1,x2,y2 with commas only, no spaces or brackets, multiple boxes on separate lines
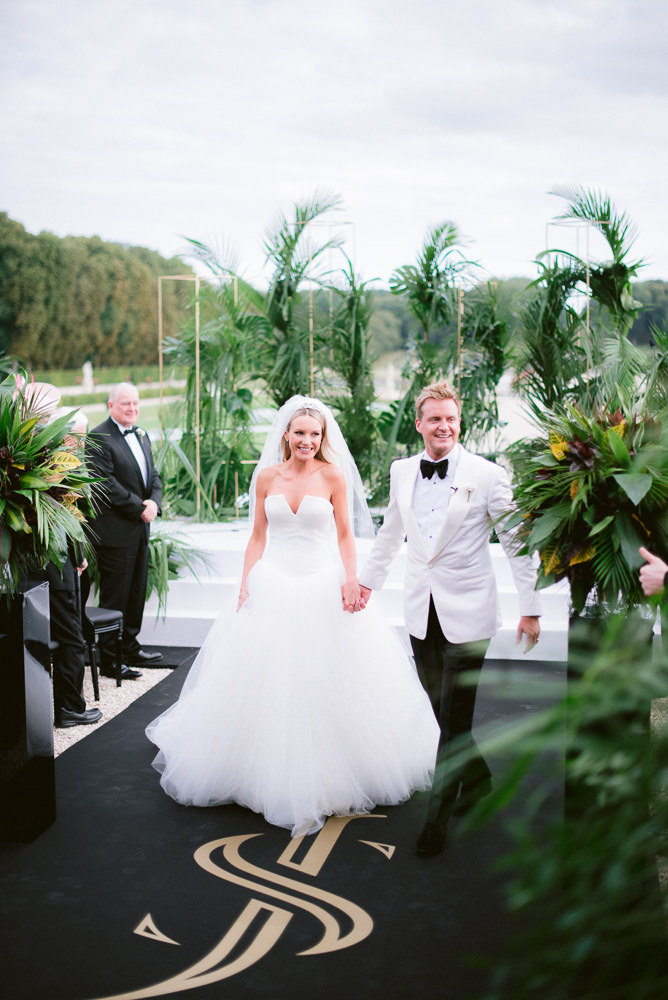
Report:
415,380,460,421
281,406,334,463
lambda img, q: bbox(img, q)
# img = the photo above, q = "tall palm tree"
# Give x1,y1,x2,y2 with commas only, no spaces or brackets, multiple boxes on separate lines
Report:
389,221,475,342
516,188,645,416
326,254,377,480
550,185,643,336
259,190,343,404
376,223,479,482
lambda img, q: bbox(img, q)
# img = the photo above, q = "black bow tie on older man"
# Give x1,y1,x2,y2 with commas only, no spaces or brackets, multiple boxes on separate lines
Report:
420,457,449,480
123,427,138,437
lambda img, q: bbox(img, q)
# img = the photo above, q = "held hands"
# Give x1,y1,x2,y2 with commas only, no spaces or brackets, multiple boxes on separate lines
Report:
639,546,668,597
516,615,540,654
341,578,364,614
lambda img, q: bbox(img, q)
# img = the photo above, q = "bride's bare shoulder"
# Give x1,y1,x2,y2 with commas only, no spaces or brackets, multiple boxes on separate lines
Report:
256,465,283,493
320,462,345,487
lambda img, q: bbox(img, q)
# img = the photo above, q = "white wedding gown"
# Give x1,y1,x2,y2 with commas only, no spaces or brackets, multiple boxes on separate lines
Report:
146,494,439,837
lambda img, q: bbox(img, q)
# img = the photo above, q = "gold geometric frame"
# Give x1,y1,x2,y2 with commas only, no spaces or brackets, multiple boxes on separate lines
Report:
158,274,202,516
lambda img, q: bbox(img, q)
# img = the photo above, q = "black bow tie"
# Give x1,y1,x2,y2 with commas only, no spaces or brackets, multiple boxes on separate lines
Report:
420,458,448,480
123,427,138,437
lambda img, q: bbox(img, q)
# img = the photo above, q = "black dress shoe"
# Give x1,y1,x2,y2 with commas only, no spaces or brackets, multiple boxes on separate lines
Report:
56,708,103,728
100,664,143,680
127,649,163,664
415,821,447,858
454,778,493,816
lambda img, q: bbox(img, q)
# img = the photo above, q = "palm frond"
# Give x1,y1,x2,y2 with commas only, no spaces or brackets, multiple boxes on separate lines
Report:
550,185,640,265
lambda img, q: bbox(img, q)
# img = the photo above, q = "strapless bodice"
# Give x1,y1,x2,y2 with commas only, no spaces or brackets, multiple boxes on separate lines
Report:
263,493,338,573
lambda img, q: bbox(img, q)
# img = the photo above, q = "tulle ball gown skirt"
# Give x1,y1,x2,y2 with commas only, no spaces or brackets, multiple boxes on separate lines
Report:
147,511,438,837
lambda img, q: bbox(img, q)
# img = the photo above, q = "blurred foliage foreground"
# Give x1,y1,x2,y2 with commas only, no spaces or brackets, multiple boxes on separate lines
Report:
457,610,668,999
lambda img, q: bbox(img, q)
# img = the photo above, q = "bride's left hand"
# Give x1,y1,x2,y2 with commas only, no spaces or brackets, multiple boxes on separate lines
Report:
341,578,362,614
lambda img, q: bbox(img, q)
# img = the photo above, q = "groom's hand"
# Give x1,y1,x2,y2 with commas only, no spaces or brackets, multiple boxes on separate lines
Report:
516,615,540,653
359,586,372,609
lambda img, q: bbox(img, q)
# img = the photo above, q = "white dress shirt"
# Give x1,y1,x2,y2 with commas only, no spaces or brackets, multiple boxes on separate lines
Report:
412,444,461,553
112,417,148,486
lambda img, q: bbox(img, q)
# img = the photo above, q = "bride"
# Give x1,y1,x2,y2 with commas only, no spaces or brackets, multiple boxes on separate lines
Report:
146,396,439,837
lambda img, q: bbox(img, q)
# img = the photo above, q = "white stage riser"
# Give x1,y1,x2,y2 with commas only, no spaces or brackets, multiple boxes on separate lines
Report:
139,521,570,661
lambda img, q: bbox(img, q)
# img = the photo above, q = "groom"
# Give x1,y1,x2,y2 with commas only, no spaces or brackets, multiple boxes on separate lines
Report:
360,379,541,857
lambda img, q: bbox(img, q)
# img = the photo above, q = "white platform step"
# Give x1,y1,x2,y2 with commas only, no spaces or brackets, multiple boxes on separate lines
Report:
139,520,570,660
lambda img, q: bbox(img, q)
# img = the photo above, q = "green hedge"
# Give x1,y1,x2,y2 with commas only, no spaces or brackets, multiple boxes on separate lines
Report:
32,365,187,386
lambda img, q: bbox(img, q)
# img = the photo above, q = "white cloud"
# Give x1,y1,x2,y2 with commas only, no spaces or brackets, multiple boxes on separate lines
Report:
2,0,666,286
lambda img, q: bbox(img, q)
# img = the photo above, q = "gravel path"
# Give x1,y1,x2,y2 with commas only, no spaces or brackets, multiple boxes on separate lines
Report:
53,668,172,756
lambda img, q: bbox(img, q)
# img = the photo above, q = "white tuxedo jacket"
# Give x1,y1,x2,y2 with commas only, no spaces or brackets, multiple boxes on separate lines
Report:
360,447,542,643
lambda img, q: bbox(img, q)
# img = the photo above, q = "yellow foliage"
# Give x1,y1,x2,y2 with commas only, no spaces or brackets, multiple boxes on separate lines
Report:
549,433,569,461
63,501,86,522
569,544,596,566
542,545,562,575
51,452,81,471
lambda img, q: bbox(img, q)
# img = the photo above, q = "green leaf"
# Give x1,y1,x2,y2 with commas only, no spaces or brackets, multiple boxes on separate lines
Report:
587,514,615,537
616,514,645,570
612,473,652,506
606,428,630,467
0,523,11,561
19,472,50,489
4,506,28,532
527,508,569,548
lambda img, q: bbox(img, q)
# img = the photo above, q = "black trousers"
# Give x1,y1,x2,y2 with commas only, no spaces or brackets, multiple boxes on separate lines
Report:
48,563,87,715
95,540,149,663
410,596,491,827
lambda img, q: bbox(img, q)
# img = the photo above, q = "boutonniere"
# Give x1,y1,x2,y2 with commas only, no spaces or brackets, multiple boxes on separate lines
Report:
463,485,475,503
135,427,146,440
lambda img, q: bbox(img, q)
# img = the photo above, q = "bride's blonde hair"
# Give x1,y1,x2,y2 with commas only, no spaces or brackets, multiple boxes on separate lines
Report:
281,406,334,463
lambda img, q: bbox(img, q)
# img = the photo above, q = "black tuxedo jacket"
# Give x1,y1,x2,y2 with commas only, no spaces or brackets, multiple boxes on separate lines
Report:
86,417,162,549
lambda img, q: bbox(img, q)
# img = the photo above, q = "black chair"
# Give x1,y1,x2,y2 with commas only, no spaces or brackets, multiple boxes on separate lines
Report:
79,571,124,689
82,606,123,689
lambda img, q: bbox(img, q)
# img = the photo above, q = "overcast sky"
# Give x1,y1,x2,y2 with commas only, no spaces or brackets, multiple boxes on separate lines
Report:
2,0,667,288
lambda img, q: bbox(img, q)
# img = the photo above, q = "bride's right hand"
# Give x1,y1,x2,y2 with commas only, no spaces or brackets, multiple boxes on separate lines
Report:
237,588,249,611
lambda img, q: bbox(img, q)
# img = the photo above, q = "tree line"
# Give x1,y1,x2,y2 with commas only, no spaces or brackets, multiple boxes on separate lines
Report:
1,212,665,374
0,213,192,369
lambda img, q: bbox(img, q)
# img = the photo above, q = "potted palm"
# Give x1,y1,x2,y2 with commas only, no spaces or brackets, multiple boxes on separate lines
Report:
0,375,96,842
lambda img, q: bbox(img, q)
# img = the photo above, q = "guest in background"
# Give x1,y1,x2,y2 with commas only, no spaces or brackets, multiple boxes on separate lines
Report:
86,383,163,678
21,387,103,729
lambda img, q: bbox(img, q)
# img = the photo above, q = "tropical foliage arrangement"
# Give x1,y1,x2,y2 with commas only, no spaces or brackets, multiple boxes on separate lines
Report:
0,377,95,592
508,399,668,613
507,187,668,613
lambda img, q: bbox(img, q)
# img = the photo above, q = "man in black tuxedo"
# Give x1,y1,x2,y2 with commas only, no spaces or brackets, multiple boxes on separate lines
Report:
87,383,163,677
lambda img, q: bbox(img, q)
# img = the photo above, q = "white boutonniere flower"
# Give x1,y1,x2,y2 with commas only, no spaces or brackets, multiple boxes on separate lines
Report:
135,427,146,440
463,484,475,503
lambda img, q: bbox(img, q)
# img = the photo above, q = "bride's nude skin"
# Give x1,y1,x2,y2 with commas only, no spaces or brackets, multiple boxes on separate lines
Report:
237,414,363,614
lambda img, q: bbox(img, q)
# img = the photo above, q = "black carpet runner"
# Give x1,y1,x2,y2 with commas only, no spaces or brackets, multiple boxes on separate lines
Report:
0,658,564,1000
